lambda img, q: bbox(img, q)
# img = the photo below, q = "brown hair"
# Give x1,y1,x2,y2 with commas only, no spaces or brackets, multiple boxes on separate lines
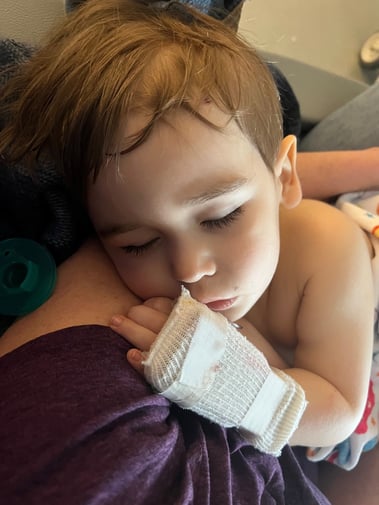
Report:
0,0,282,200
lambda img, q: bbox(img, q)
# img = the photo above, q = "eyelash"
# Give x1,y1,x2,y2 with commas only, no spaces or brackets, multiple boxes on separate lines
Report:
121,207,243,256
121,238,158,257
201,206,243,230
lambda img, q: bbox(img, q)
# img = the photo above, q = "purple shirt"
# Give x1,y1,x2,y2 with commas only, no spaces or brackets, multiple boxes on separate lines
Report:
0,325,330,504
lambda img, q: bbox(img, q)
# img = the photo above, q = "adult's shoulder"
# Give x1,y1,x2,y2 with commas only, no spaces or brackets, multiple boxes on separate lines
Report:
0,246,330,505
0,322,325,505
0,239,139,357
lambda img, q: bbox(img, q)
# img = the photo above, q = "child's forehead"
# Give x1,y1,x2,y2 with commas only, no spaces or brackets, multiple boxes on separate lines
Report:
116,103,235,147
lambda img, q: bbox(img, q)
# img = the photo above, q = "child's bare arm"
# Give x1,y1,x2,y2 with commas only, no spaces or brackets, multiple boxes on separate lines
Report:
283,201,374,447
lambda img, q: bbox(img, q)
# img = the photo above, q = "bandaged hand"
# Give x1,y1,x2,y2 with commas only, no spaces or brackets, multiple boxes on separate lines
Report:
112,288,306,455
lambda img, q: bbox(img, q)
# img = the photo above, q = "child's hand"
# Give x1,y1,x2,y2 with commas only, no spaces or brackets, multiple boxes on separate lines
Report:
110,297,174,374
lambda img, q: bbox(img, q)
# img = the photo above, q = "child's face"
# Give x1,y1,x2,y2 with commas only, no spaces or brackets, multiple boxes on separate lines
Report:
87,105,298,321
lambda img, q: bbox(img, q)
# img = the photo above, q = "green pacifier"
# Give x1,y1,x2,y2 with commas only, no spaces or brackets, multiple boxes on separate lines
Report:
0,238,57,316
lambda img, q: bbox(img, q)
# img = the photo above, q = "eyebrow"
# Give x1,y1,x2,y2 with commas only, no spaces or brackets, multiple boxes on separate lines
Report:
99,176,250,238
99,222,140,237
183,177,250,205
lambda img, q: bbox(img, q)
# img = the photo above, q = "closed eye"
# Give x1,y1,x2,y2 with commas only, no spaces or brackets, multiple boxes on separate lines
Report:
121,238,159,256
121,206,243,256
201,206,243,230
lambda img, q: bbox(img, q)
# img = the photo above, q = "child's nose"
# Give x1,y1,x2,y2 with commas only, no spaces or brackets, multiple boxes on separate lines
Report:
170,241,216,284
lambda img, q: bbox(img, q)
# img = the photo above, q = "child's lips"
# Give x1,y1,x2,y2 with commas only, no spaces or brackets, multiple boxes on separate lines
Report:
205,297,238,311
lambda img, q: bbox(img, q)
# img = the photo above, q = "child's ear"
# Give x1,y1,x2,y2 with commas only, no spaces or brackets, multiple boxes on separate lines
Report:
274,135,302,208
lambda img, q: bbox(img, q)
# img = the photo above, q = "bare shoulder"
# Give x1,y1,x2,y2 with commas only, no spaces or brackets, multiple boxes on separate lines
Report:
282,196,374,364
278,198,373,316
0,240,139,357
282,198,361,235
280,198,372,262
258,198,373,347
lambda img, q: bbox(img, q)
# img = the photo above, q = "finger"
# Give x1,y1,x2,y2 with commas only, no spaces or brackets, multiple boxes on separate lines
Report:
110,315,156,351
126,349,145,376
143,297,175,315
127,304,168,334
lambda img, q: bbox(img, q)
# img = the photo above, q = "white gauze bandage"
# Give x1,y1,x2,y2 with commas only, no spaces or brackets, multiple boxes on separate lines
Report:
143,287,307,456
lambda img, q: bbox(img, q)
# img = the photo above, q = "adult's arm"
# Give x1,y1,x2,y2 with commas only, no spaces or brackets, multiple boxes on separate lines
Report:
297,147,379,200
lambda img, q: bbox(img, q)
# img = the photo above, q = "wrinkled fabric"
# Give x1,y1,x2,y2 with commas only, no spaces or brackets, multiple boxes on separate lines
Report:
0,325,330,504
65,0,242,19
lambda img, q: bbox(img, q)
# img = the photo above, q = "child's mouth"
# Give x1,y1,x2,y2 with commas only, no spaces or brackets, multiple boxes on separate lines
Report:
205,297,238,311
